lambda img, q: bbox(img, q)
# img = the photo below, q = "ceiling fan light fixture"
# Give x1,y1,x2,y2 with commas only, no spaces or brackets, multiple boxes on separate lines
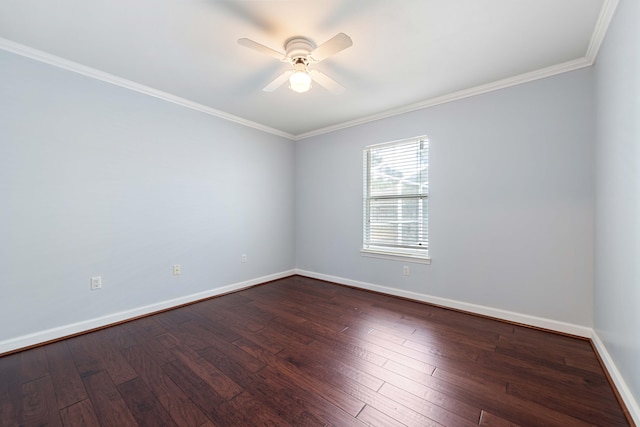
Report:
239,33,352,94
289,70,312,93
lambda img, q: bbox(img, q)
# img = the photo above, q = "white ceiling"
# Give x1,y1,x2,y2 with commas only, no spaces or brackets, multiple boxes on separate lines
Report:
0,0,615,139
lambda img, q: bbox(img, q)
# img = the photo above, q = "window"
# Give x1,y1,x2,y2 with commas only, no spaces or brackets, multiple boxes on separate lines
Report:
363,136,429,262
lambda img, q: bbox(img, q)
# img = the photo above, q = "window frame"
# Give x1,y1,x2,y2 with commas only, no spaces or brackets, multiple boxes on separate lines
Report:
362,136,431,264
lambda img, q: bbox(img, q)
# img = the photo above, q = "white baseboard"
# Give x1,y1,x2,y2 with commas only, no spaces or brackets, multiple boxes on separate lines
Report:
591,330,640,425
295,269,592,337
0,270,295,355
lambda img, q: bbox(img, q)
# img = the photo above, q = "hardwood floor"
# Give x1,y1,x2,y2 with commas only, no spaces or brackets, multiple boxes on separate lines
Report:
0,275,631,426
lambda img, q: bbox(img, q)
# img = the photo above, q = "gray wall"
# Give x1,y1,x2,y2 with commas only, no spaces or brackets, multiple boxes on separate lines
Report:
0,50,295,343
296,68,594,327
594,0,640,411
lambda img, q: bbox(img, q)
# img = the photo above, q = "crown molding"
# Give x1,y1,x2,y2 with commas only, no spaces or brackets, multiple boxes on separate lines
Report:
586,0,619,63
294,57,593,140
0,38,296,141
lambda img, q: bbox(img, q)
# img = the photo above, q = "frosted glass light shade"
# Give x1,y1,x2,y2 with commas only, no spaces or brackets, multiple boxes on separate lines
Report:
289,70,312,93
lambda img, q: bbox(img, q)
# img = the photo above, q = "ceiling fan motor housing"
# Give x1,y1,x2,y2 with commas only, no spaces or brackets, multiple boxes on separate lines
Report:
285,37,314,62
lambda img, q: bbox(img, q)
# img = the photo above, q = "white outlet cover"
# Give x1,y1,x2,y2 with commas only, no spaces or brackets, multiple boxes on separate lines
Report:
91,276,102,289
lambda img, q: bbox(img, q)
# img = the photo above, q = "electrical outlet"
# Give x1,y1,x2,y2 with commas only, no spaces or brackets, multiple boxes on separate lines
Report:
403,266,410,276
241,254,247,263
173,264,181,276
91,276,102,290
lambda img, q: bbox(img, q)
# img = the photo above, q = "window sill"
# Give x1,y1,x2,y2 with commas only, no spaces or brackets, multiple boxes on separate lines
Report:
361,249,431,264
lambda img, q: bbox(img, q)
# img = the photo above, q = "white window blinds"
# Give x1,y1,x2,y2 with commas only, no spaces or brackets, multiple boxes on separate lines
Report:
363,136,429,259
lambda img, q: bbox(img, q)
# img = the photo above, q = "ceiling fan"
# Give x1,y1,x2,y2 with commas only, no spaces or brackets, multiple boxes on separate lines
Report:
238,33,353,94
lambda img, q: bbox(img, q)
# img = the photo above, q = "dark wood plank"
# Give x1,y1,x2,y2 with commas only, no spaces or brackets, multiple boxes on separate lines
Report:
275,336,386,392
162,358,272,427
181,320,266,373
200,347,360,425
410,322,500,352
171,345,244,400
20,346,49,383
66,335,105,379
45,340,87,409
82,371,138,426
119,344,210,427
59,399,100,427
84,329,138,385
117,377,177,427
479,410,521,426
563,348,606,374
431,367,601,426
252,365,368,427
223,391,295,427
378,382,480,426
117,320,178,365
21,375,62,427
333,329,436,372
196,345,329,426
233,337,366,417
344,322,480,368
333,377,445,427
476,347,616,399
152,315,219,352
379,382,482,425
506,380,628,425
0,353,22,427
357,405,406,427
387,360,507,400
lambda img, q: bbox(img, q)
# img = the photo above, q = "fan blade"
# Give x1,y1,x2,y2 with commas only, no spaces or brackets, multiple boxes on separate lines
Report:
310,33,353,62
238,38,285,61
263,70,293,92
309,70,345,94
